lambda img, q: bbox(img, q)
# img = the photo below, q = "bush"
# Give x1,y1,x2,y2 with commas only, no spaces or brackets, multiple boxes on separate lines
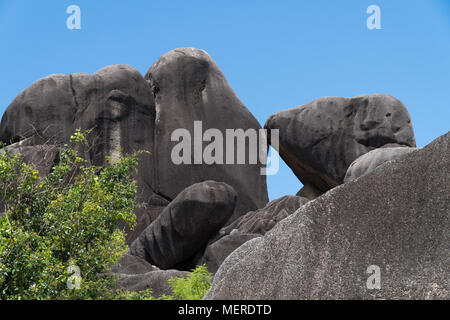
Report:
0,130,142,299
0,130,212,300
168,264,213,300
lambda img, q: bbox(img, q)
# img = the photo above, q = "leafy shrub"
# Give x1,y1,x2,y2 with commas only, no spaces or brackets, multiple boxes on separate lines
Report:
0,130,213,300
168,264,213,300
0,130,143,299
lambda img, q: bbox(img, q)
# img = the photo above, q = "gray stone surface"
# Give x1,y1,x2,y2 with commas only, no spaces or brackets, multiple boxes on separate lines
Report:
344,146,419,183
198,230,260,274
145,48,269,223
0,141,59,177
0,74,80,145
1,49,271,242
129,181,237,270
70,65,159,244
116,269,189,297
111,253,155,275
205,132,449,300
199,195,308,273
220,195,309,236
265,94,416,193
0,64,159,244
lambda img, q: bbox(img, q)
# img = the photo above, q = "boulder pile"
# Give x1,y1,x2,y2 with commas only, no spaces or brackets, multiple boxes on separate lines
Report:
1,47,447,299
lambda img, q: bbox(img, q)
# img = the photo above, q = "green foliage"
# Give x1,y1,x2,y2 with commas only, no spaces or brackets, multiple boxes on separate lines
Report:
0,129,213,300
168,264,213,300
113,289,175,301
0,130,145,300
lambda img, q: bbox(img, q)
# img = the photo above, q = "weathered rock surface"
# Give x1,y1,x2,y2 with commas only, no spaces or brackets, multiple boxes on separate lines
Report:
0,65,157,155
220,195,309,236
129,181,237,270
205,132,449,300
0,141,59,177
1,49,270,242
111,253,187,298
111,253,156,275
68,65,159,244
0,64,159,244
199,230,260,274
145,48,268,223
0,74,80,145
344,146,419,183
265,94,416,193
4,46,445,300
71,65,157,171
199,195,309,273
125,197,169,245
116,270,189,297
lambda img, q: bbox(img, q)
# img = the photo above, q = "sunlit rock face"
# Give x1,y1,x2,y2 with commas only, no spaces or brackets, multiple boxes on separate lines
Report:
205,132,449,300
145,48,268,223
0,48,270,245
0,65,158,242
265,94,416,193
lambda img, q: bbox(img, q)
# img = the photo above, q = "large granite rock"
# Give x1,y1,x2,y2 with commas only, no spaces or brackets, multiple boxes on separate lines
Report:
344,146,419,183
145,48,268,223
0,64,158,244
0,65,157,155
0,74,80,145
71,65,156,171
1,48,270,241
129,181,237,270
199,195,309,273
205,132,449,300
265,94,416,193
69,66,159,244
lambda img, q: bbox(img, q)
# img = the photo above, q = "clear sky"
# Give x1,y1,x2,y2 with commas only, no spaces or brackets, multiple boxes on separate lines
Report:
1,0,449,200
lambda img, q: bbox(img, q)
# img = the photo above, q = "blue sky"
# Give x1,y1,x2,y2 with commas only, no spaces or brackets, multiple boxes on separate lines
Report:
1,0,449,200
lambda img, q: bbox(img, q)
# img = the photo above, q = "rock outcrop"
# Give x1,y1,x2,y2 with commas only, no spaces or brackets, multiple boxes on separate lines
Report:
0,49,269,243
129,181,237,270
205,132,449,300
219,195,309,236
145,48,268,223
198,195,309,273
0,65,159,244
0,74,81,145
265,94,416,194
1,47,446,300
